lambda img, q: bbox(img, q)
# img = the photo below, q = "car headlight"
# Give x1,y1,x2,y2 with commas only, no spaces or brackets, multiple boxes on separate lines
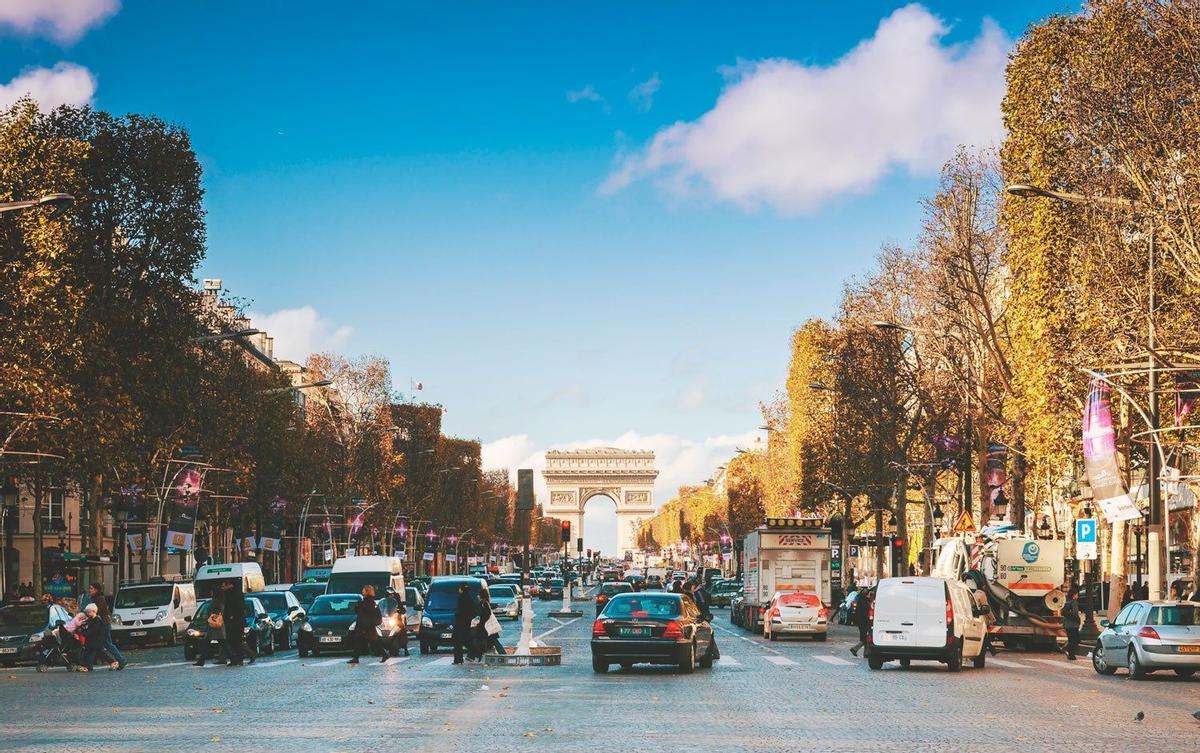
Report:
186,628,202,638
421,617,433,628
155,610,168,622
300,623,312,632
274,620,284,630
349,621,356,631
110,615,120,625
28,631,43,643
508,603,518,613
243,627,252,634
383,615,398,630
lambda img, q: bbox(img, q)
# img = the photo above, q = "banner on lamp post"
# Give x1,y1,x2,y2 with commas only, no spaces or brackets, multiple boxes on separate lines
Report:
1083,379,1142,523
164,464,203,551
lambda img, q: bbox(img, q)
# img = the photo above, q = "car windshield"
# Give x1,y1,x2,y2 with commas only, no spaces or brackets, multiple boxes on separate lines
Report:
550,579,564,587
601,583,632,595
489,586,516,599
427,584,477,611
1147,605,1197,626
114,585,174,609
290,585,325,607
325,573,390,596
605,595,680,618
405,587,420,603
255,593,289,611
310,596,360,616
779,593,821,608
0,605,47,630
193,601,212,620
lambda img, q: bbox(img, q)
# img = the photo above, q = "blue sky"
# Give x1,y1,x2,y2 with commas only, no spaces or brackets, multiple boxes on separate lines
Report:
1,1,1073,551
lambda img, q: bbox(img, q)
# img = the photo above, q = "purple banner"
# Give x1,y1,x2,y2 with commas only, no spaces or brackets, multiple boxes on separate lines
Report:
1083,379,1141,522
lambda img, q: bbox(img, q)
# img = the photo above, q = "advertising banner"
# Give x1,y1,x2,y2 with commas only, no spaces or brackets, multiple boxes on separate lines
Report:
1083,379,1142,522
164,464,203,551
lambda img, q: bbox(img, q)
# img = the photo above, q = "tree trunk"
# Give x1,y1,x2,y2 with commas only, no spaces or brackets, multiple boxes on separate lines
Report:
1010,440,1027,532
1108,519,1128,622
923,473,936,573
895,477,909,576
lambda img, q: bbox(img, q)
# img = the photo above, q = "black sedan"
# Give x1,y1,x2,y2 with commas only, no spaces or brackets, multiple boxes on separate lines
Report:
539,578,565,601
297,593,360,656
254,590,306,649
591,592,717,673
0,602,73,666
183,597,275,661
595,582,633,615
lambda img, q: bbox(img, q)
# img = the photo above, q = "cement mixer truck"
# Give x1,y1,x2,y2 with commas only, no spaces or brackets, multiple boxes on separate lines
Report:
932,527,1067,651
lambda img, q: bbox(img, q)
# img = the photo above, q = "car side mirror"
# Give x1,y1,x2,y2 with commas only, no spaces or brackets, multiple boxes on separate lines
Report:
288,605,298,613
1099,619,1110,628
973,605,990,616
173,597,181,609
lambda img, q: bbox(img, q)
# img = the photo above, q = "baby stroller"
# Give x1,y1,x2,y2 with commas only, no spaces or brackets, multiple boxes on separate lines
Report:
36,621,81,672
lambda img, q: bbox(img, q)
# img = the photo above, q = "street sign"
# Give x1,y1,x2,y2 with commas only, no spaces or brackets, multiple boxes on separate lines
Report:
952,510,977,533
849,545,859,558
1075,518,1098,561
576,537,583,553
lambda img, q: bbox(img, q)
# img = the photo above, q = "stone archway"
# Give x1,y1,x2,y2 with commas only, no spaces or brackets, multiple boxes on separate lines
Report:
542,448,657,558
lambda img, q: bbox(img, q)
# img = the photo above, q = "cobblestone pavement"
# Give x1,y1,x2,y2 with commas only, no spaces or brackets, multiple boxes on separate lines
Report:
1,591,1197,753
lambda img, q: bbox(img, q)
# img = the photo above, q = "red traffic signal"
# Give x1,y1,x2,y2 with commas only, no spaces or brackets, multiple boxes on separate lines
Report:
560,520,571,542
892,538,905,549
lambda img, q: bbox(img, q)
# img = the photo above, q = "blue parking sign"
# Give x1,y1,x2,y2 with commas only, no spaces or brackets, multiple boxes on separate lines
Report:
1075,518,1097,544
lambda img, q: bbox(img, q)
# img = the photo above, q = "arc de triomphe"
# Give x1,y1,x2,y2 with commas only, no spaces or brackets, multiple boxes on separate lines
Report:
542,448,657,558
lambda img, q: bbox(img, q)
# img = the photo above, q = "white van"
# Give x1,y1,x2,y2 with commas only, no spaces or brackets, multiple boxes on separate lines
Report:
867,576,988,672
326,555,405,600
194,562,266,600
111,580,196,647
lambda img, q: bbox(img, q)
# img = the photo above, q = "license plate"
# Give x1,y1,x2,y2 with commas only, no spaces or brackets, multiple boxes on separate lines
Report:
885,632,908,641
618,627,650,637
130,631,147,637
1178,645,1200,654
0,647,16,654
441,632,453,639
319,636,341,643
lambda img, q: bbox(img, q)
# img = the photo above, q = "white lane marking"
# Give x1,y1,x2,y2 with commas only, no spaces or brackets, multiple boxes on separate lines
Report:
1027,657,1089,670
814,655,855,666
309,657,346,666
764,656,798,666
429,656,455,666
374,656,410,666
719,656,742,666
534,617,580,641
986,657,1030,669
249,658,298,668
132,661,189,669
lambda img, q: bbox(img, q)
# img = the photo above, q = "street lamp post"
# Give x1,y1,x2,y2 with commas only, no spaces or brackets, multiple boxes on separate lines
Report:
1005,182,1165,600
0,193,74,219
1,479,17,597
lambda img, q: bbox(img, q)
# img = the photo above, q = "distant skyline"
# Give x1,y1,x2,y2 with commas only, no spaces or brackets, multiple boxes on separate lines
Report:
0,1,1075,552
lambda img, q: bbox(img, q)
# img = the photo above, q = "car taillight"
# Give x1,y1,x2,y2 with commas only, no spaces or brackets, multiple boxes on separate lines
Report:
592,619,607,638
945,597,955,645
818,606,829,619
662,620,684,639
1137,626,1161,640
868,601,875,621
769,607,781,619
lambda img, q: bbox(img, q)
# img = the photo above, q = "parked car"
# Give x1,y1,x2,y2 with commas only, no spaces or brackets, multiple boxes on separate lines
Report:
297,593,360,657
489,584,521,620
1092,600,1200,679
763,591,828,641
591,592,717,673
183,597,275,661
253,590,306,649
288,582,327,611
595,582,634,615
0,602,72,666
867,576,988,672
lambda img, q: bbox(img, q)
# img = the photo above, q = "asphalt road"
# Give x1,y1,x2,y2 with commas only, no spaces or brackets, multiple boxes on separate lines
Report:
1,590,1197,752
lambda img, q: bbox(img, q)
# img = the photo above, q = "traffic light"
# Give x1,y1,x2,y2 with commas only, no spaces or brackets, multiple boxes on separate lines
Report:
561,520,571,543
891,537,905,576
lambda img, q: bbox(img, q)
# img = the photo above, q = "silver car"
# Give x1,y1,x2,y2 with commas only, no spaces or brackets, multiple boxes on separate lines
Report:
488,584,521,620
1092,600,1200,679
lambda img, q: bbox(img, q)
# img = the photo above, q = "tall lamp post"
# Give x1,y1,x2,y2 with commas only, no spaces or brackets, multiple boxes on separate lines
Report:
1005,183,1165,600
1,479,17,597
0,193,74,219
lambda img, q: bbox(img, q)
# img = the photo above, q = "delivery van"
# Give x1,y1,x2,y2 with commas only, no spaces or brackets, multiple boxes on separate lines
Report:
867,576,988,672
326,555,405,599
193,562,266,600
111,579,196,647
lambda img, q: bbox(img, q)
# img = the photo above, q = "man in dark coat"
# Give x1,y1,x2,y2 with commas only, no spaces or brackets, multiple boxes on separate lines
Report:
850,588,873,657
220,580,247,666
349,586,385,664
452,583,478,665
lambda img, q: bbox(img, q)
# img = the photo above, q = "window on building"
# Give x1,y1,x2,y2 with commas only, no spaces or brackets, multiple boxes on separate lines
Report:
42,488,65,530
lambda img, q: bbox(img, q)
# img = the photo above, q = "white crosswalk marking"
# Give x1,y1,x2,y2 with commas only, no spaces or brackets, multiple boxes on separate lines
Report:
374,656,410,666
308,657,346,666
429,656,455,666
764,656,797,666
719,656,742,666
1027,657,1088,670
814,655,855,666
986,657,1030,669
132,661,189,669
249,658,298,668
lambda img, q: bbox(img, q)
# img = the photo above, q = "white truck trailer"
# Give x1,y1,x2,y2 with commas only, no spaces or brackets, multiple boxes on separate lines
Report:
737,518,833,633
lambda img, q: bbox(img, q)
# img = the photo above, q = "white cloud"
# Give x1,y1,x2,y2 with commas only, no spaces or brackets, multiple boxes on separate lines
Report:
0,0,119,43
248,305,352,361
0,63,96,110
628,73,661,112
482,429,758,555
601,3,1009,213
677,381,706,411
566,84,604,104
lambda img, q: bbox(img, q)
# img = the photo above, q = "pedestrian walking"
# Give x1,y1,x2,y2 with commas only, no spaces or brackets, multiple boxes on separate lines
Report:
220,580,249,666
452,583,478,665
1061,587,1081,660
475,589,505,657
850,587,873,657
78,603,115,672
86,582,126,670
194,585,231,667
349,585,385,664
